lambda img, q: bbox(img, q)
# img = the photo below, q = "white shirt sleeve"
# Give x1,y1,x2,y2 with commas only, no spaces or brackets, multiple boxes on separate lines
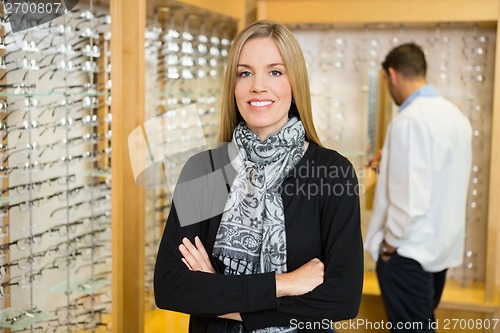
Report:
384,117,433,240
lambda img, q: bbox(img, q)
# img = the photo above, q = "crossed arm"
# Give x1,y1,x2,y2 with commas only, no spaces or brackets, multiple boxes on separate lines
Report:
179,236,325,321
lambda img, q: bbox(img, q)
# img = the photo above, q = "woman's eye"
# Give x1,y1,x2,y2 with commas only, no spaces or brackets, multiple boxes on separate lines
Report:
238,71,251,77
270,70,282,76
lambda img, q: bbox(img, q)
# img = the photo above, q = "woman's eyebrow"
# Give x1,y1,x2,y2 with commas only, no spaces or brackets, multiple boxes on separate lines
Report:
237,63,285,68
268,63,285,67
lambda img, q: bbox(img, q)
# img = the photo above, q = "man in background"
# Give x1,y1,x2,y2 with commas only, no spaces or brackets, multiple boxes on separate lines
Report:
365,43,472,332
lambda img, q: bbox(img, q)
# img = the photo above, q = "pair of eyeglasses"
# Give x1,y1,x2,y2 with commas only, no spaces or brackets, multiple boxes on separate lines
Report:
2,39,42,63
67,210,111,227
1,270,43,290
48,220,86,237
1,141,42,162
32,95,106,120
47,309,110,332
4,97,41,118
0,233,42,252
2,253,43,275
0,82,36,93
4,236,100,274
38,37,98,60
67,295,111,316
1,257,77,292
0,119,42,140
0,160,48,177
0,148,110,177
15,244,104,277
40,113,110,135
0,56,41,81
37,57,101,80
1,196,47,216
1,131,109,160
53,302,110,328
75,242,108,259
1,174,76,195
46,186,86,202
43,228,109,256
46,183,110,203
46,147,112,169
40,254,79,272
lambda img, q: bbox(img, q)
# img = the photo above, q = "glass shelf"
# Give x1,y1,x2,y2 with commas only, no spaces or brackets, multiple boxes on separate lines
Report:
0,307,47,329
84,168,112,179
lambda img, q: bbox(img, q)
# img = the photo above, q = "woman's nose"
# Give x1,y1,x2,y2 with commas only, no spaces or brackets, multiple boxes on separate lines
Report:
251,74,267,93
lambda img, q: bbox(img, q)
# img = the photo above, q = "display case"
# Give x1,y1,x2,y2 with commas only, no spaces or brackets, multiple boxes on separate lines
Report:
0,0,112,332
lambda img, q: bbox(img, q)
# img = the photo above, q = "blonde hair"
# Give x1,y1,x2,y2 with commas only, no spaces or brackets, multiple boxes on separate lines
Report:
217,20,322,145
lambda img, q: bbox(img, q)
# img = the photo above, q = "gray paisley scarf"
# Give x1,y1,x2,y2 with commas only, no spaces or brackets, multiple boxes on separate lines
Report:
213,117,305,333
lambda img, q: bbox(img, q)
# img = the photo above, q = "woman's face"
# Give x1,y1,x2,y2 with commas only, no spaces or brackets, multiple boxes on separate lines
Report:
235,37,292,141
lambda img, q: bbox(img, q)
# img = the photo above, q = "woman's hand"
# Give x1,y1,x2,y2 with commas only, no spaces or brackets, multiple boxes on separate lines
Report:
275,258,324,297
179,236,216,273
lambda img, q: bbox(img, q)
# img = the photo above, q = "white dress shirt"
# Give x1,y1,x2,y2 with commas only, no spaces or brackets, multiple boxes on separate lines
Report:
365,94,472,272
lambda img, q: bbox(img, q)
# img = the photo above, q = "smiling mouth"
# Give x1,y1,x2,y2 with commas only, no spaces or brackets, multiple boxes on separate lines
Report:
249,101,273,107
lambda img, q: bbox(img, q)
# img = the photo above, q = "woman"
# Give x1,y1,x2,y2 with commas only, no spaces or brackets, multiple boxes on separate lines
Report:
154,20,363,332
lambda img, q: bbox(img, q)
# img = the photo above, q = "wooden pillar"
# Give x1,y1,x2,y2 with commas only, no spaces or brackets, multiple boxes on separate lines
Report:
110,0,146,332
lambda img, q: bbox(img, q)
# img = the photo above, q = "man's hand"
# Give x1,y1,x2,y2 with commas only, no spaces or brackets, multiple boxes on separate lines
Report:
366,149,382,172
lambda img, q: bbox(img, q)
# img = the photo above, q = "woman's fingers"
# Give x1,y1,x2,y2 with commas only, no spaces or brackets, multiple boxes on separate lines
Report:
181,257,193,270
179,237,215,273
194,236,215,273
179,242,199,270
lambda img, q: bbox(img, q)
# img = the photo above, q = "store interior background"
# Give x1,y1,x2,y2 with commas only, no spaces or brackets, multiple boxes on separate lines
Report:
1,0,499,332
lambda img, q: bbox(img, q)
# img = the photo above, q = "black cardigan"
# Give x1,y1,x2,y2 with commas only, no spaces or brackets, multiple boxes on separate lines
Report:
154,143,363,332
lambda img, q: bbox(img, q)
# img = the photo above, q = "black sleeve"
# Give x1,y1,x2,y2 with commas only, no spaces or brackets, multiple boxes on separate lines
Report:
153,151,278,316
240,156,364,330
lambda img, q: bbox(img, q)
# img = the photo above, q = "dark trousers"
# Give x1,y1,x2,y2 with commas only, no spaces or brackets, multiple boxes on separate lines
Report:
376,254,447,333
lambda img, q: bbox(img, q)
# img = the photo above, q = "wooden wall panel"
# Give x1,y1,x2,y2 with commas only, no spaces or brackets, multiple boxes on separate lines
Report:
257,0,498,24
